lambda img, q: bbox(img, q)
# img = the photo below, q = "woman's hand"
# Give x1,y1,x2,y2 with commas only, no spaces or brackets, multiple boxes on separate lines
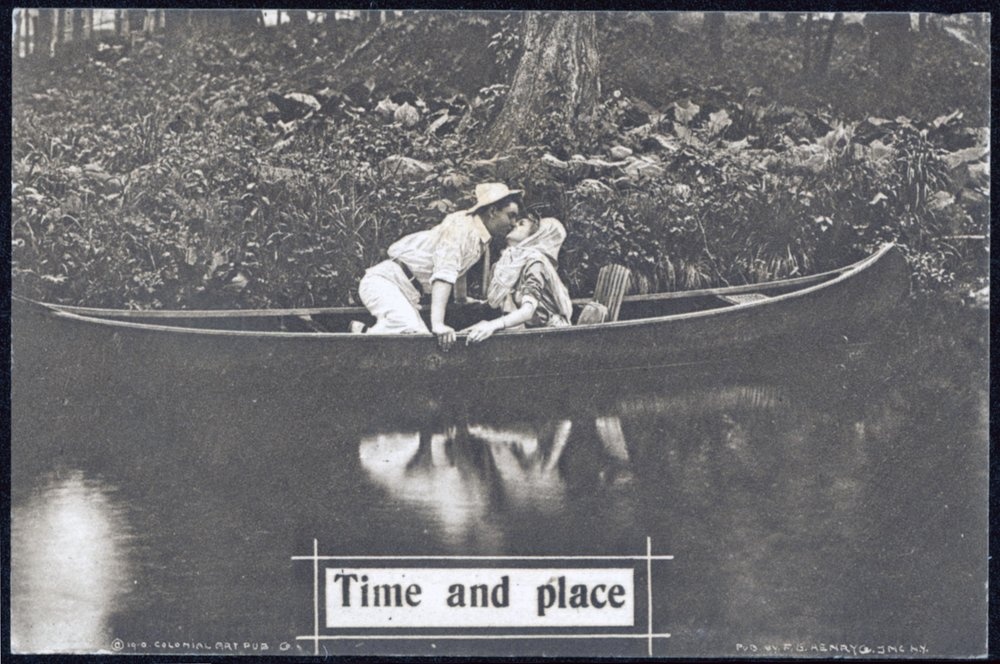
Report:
465,319,502,345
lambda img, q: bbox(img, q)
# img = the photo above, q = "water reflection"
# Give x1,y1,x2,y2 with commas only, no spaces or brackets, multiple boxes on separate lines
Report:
359,416,635,549
11,471,133,653
350,376,926,647
8,302,989,656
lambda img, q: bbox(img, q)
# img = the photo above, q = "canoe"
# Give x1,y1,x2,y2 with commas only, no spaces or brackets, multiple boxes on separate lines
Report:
12,244,909,385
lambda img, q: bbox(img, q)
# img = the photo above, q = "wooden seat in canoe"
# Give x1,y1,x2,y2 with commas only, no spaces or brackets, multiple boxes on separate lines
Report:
578,264,632,324
720,292,770,305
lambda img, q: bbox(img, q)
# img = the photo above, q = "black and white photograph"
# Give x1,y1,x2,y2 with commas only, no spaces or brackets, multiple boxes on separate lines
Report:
8,8,990,659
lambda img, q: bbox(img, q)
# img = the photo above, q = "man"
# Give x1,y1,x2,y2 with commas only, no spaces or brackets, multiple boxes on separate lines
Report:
355,183,522,351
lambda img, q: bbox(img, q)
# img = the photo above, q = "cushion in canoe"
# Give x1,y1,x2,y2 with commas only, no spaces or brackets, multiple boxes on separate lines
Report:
576,301,610,325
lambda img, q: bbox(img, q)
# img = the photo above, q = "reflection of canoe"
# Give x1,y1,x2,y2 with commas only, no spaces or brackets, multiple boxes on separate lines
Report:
615,385,785,418
13,244,908,382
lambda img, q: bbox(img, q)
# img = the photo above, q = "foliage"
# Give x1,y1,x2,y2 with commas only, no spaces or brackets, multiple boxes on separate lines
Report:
11,13,989,310
487,13,524,72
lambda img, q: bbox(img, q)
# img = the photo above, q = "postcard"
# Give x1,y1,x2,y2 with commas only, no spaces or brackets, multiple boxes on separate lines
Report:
8,8,989,659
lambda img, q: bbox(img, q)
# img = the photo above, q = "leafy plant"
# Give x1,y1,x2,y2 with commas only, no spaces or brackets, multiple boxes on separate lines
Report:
11,12,989,309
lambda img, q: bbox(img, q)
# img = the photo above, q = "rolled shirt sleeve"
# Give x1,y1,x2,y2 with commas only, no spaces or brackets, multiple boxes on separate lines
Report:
519,294,540,312
430,238,461,284
430,216,484,284
514,262,547,311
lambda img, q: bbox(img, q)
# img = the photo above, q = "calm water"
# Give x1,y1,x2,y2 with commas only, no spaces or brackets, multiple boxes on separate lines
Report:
10,303,988,658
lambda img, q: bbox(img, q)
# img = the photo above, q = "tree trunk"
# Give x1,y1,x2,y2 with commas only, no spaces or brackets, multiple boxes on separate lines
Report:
760,12,770,23
14,10,23,57
127,9,145,33
114,9,123,35
34,9,54,59
801,12,814,74
970,13,983,38
704,12,725,57
918,13,928,32
653,11,674,28
866,13,912,77
20,10,30,57
815,12,843,77
482,12,600,154
287,10,310,27
71,9,83,42
784,12,801,34
53,9,63,45
164,10,186,37
30,11,37,55
230,10,263,31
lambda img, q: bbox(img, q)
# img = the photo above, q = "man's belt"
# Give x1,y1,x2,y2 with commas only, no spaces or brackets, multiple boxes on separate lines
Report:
391,258,423,293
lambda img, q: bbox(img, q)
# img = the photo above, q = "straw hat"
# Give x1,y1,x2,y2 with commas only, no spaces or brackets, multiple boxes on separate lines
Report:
467,183,523,214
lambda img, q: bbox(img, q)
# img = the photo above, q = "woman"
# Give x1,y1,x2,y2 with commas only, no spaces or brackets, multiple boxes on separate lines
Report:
465,216,574,344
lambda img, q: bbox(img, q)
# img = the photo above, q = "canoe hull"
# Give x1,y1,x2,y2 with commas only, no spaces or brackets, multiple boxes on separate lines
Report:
12,246,910,389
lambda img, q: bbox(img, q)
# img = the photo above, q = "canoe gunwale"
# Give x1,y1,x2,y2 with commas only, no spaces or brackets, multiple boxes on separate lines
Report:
46,261,842,318
18,244,899,341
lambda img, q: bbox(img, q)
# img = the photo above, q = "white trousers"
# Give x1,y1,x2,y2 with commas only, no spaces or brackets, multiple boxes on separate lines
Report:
358,260,430,334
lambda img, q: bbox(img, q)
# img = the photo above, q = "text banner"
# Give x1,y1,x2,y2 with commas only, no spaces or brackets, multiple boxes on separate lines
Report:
324,567,635,628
